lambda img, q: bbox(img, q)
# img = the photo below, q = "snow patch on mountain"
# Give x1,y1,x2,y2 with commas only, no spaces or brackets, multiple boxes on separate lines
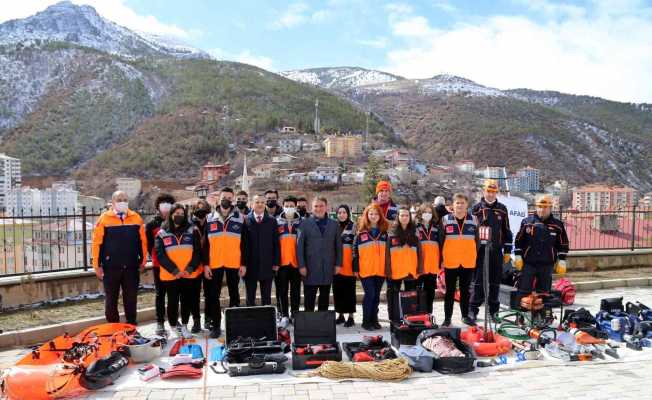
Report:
280,67,401,90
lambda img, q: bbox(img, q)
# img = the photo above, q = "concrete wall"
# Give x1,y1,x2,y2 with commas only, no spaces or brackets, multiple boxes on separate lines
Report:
568,249,652,271
0,268,154,311
1,250,651,311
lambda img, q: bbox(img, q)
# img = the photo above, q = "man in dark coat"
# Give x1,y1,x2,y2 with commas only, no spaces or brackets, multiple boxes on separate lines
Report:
243,194,280,306
297,197,343,312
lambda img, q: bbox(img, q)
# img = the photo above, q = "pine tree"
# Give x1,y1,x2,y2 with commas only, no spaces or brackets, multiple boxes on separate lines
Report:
362,156,383,203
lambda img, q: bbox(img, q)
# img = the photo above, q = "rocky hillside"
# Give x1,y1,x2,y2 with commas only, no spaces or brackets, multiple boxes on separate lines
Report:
285,69,652,190
0,3,393,188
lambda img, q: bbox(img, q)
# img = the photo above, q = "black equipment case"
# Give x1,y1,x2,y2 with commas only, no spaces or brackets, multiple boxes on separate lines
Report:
417,328,475,374
292,311,342,370
223,306,288,376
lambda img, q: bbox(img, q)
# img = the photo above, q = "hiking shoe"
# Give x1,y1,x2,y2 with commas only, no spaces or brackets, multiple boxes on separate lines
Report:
155,322,167,337
462,316,476,326
373,321,382,330
344,316,355,327
362,323,375,331
336,314,346,325
191,320,202,334
209,328,222,339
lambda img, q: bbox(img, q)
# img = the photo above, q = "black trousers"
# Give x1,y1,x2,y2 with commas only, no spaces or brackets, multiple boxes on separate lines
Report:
103,266,140,325
202,274,212,324
275,266,301,318
245,278,273,306
206,268,241,330
418,274,437,314
443,266,474,321
181,277,201,325
333,274,356,314
153,267,166,324
304,284,331,312
386,278,417,322
470,247,503,316
518,263,554,296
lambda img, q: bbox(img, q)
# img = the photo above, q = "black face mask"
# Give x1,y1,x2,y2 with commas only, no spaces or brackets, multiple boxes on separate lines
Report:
220,199,232,209
194,209,208,219
173,215,186,226
266,199,277,209
236,200,248,210
297,206,307,216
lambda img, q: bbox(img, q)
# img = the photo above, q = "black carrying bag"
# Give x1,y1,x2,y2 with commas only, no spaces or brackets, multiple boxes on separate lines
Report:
417,328,475,374
600,297,624,314
79,350,129,390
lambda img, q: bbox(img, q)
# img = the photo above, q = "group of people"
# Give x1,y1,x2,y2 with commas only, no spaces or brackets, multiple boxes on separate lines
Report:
91,178,570,338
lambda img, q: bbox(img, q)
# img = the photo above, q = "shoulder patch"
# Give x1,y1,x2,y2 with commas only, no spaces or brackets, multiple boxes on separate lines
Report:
163,237,173,246
446,225,454,233
360,233,369,241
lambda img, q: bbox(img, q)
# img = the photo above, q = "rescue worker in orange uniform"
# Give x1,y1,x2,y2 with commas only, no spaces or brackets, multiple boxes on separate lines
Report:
155,204,202,339
275,196,303,323
203,187,246,338
385,207,422,322
373,180,399,221
514,194,569,296
415,202,442,315
333,204,356,327
92,191,147,326
469,179,513,323
353,203,389,331
441,193,480,327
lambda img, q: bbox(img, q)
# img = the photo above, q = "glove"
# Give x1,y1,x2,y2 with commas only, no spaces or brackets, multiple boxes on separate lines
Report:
555,260,567,275
514,255,523,271
503,254,511,265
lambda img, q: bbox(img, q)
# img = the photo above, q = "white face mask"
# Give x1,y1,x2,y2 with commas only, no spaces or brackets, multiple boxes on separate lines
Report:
159,202,172,214
115,202,129,213
422,213,433,222
284,207,296,217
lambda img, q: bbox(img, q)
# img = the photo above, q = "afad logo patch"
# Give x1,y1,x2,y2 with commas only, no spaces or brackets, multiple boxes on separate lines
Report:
278,226,285,234
210,223,218,231
446,225,455,234
392,238,400,246
163,237,173,246
360,233,369,241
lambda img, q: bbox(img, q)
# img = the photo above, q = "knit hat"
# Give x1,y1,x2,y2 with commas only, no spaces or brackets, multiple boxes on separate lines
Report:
376,180,392,194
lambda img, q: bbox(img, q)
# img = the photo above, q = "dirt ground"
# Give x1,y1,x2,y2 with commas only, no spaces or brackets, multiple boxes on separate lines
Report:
1,266,652,333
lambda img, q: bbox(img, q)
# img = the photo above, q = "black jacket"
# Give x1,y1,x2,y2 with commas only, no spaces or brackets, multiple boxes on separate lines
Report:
515,213,569,265
471,198,513,254
243,212,280,281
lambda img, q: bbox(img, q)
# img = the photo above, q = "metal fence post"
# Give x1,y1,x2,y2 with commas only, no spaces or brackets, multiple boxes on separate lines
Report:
631,205,637,251
82,206,88,270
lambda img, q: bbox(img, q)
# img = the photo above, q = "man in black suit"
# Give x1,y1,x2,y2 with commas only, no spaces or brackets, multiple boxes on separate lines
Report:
242,194,280,306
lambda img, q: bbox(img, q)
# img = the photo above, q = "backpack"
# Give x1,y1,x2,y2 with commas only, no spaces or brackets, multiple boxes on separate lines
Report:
553,278,576,305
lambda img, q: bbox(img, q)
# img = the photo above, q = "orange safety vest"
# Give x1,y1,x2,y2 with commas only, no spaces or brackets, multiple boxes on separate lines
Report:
277,216,302,267
386,234,418,280
158,226,202,281
207,209,245,269
417,223,441,275
339,221,356,277
441,213,478,269
356,230,387,278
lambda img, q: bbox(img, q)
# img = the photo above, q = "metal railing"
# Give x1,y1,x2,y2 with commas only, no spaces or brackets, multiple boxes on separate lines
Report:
0,206,649,277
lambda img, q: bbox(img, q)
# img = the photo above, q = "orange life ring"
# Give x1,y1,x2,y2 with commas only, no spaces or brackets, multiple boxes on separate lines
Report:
460,326,513,357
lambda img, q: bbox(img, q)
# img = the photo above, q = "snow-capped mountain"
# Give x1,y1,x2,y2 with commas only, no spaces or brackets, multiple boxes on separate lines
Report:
279,67,404,90
0,1,208,59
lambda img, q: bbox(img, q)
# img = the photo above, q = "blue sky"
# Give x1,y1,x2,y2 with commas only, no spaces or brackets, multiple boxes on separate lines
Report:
4,0,652,103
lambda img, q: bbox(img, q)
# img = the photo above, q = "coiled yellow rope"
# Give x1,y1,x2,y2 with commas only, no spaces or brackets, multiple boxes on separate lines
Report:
304,358,412,381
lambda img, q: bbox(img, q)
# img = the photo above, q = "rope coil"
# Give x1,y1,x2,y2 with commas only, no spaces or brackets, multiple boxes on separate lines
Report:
304,358,412,381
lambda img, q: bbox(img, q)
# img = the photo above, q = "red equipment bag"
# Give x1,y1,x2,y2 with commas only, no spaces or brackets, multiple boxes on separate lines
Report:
553,278,576,305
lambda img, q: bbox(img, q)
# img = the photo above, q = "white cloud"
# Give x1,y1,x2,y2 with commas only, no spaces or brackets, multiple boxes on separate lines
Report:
209,48,274,71
0,0,198,39
432,1,457,13
381,0,652,103
357,37,389,49
271,2,310,29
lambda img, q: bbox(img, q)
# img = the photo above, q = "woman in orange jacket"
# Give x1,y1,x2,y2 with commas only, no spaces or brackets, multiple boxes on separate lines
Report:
333,204,356,327
385,207,422,322
353,203,389,331
155,204,202,338
415,203,442,314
